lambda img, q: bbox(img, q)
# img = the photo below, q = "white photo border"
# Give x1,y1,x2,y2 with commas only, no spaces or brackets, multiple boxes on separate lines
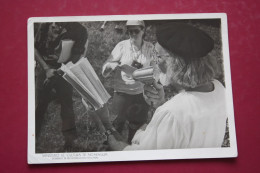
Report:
28,13,237,164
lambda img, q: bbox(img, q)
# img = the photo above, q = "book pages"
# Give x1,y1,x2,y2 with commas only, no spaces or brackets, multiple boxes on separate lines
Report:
70,63,104,104
79,58,111,103
60,58,111,110
63,74,101,109
61,63,102,109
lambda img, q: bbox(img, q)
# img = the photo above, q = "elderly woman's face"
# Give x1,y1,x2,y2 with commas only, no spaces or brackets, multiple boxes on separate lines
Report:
127,26,144,40
154,42,173,86
154,42,171,73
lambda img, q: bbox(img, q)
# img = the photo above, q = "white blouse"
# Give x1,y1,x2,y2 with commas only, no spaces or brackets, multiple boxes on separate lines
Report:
102,39,154,95
124,80,227,150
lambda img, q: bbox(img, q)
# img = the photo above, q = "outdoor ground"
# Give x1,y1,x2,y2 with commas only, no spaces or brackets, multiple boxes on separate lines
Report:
35,20,229,153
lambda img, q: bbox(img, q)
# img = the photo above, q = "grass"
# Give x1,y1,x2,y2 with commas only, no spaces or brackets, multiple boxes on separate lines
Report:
35,20,229,153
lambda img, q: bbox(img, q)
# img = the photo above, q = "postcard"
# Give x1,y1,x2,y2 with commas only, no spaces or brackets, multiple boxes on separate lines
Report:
28,13,237,164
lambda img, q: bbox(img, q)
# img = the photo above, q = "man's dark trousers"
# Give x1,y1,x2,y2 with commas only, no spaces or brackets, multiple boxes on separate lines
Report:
35,68,77,143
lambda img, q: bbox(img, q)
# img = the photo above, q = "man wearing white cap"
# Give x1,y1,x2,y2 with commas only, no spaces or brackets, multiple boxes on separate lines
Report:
102,20,155,143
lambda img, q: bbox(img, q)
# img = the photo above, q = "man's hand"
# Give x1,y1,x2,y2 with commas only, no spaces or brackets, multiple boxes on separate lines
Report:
45,68,56,79
48,54,59,60
143,81,165,108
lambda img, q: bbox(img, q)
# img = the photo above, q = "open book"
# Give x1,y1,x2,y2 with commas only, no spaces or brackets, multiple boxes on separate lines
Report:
60,57,111,110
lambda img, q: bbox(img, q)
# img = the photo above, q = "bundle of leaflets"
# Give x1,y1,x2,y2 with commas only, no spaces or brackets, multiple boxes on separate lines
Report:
60,57,111,110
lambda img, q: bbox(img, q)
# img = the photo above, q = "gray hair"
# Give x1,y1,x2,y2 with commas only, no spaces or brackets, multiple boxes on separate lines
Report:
166,49,220,89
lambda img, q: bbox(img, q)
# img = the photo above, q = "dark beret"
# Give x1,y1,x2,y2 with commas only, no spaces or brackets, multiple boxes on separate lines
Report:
156,23,214,62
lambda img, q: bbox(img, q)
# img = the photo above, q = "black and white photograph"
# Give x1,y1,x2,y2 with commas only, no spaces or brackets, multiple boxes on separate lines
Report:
27,13,237,163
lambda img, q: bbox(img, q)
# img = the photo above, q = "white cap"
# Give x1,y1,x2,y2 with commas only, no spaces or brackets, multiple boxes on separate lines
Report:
126,20,145,27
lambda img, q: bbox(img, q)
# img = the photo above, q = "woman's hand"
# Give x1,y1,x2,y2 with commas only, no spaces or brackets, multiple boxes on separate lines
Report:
102,62,120,77
143,81,165,108
109,62,120,70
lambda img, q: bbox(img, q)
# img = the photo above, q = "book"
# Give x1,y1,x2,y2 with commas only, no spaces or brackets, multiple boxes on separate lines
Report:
60,57,111,110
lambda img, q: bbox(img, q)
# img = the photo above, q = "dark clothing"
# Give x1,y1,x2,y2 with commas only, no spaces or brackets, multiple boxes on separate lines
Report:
35,68,76,137
58,22,88,63
35,22,87,142
112,92,149,143
35,22,88,67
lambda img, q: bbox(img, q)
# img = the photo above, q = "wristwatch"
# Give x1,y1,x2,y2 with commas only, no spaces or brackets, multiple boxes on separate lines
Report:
104,129,112,138
104,129,113,142
104,127,117,141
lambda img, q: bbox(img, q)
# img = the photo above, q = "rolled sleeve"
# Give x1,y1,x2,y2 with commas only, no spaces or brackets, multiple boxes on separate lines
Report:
102,41,124,76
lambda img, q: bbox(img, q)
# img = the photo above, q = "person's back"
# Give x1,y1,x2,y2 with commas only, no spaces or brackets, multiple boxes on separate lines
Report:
123,80,227,150
160,79,227,148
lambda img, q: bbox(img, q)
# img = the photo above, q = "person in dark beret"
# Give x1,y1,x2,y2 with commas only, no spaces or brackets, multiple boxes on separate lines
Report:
106,23,227,150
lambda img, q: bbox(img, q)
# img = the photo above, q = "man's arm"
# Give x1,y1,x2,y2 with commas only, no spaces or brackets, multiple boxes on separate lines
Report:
35,48,56,79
